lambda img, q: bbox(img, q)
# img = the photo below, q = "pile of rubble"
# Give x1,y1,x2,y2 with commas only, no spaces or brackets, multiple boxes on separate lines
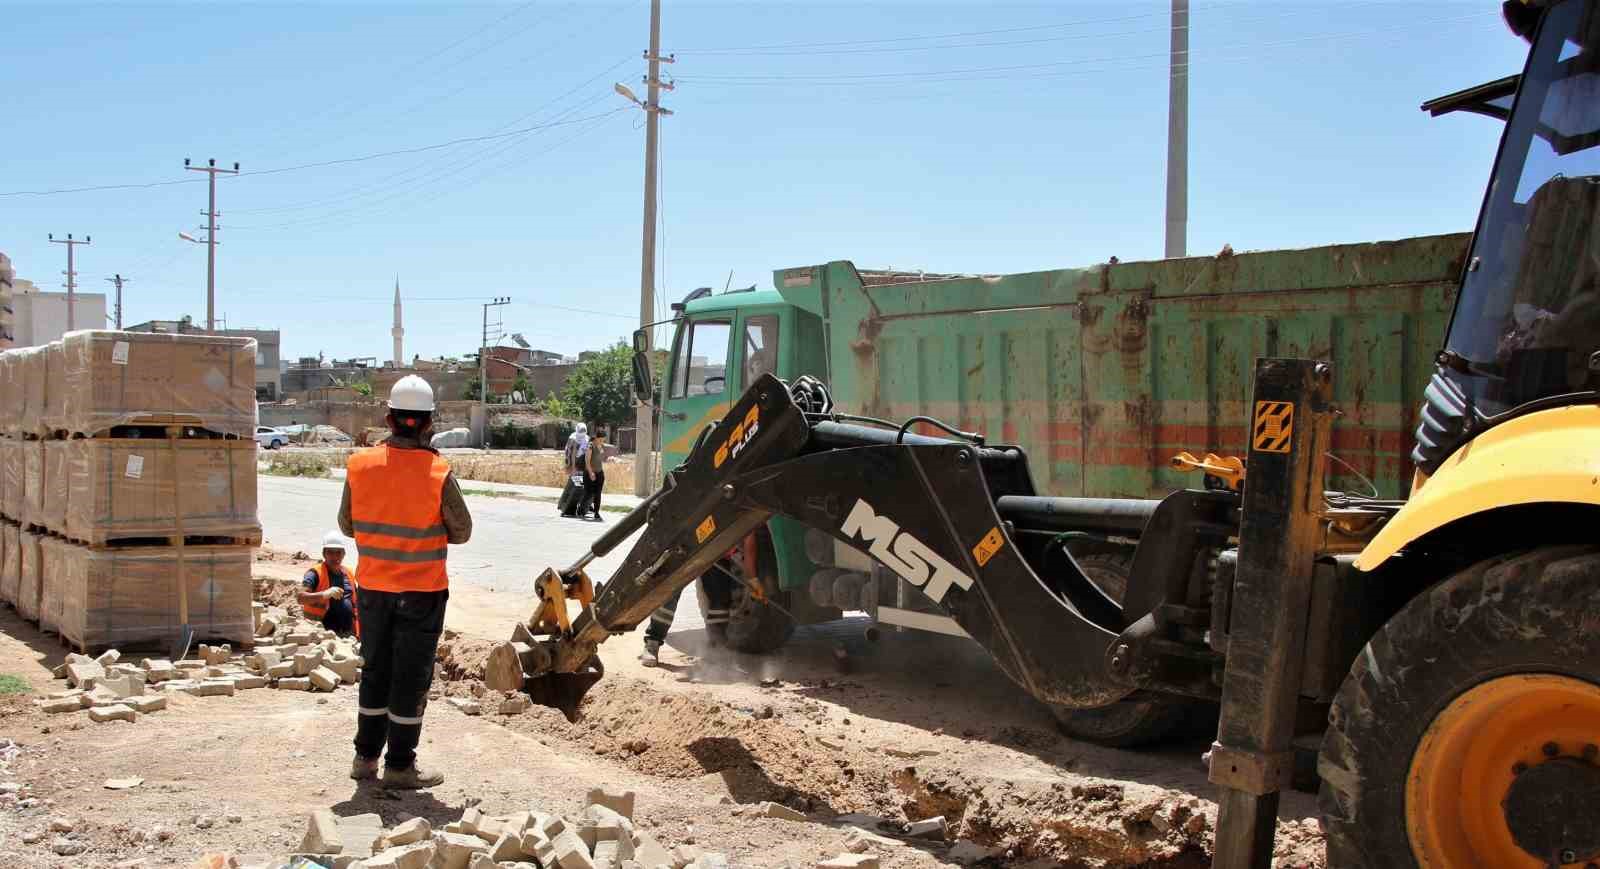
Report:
35,608,363,723
272,788,732,869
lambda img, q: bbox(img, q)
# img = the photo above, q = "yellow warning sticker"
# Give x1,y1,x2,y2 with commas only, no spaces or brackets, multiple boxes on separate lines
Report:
695,515,717,544
1253,401,1294,454
973,526,1005,567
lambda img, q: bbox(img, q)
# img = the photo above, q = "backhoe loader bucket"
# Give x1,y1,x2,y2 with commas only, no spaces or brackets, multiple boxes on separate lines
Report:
521,656,603,723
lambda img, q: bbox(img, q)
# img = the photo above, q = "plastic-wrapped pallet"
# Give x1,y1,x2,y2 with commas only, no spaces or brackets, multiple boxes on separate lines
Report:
16,530,41,622
42,341,66,434
55,543,253,650
0,350,18,434
0,440,21,521
0,524,10,605
57,330,257,437
19,346,47,437
42,440,69,534
21,441,44,529
38,536,67,634
63,438,260,545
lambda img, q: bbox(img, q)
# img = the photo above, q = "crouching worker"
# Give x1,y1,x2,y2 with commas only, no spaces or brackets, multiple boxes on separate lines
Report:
300,531,358,637
340,375,473,789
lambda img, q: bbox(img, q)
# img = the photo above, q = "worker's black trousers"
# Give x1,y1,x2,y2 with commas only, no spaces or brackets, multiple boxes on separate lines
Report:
353,587,448,770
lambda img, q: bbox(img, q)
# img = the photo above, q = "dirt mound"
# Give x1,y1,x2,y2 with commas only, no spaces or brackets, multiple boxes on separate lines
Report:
252,577,302,611
435,630,498,683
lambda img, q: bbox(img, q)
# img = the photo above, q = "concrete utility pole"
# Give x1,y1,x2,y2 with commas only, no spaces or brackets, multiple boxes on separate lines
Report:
480,296,511,450
185,158,239,331
617,0,675,497
1164,0,1189,259
105,273,129,329
48,233,91,331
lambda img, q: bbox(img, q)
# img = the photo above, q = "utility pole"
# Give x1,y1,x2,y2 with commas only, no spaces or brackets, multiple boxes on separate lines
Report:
617,0,674,497
48,233,91,331
185,158,239,331
1164,0,1189,259
105,273,129,329
480,297,511,450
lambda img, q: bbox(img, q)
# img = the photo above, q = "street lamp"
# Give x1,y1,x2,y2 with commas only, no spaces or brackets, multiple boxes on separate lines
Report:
178,231,201,243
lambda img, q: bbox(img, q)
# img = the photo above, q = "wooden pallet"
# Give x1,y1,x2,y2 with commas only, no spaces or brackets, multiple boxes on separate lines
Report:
76,532,263,550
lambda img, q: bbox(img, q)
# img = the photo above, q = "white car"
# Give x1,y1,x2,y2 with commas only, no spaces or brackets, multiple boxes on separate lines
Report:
255,425,289,449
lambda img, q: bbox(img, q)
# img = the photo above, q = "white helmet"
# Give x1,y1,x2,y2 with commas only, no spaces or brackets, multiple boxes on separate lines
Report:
321,530,347,551
388,374,435,412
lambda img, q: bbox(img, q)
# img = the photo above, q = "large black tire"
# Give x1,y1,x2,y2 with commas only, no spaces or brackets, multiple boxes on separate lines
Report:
1319,546,1600,868
697,536,795,654
1050,551,1194,748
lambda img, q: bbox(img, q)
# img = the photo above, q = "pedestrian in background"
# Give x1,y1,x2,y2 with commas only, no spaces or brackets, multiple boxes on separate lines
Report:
559,423,588,518
583,431,607,520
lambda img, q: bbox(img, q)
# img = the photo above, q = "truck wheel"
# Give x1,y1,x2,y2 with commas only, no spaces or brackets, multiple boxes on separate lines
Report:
1050,551,1193,747
697,536,795,654
1319,546,1600,869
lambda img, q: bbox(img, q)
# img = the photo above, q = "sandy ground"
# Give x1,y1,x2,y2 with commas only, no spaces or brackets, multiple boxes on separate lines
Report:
0,481,1329,868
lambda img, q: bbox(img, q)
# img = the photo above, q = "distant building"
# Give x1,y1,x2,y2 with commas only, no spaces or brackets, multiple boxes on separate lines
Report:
0,253,13,349
126,317,282,402
10,278,109,347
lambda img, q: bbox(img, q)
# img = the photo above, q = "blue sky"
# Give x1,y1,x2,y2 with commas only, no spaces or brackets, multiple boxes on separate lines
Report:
2,1,1526,363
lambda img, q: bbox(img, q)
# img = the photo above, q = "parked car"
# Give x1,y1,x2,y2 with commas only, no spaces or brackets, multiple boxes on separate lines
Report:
255,425,289,449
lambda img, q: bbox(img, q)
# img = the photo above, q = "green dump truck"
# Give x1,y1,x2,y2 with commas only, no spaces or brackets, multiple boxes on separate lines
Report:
651,232,1468,662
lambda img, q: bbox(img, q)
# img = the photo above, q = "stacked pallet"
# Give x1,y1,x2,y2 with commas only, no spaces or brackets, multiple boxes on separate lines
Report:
0,330,262,652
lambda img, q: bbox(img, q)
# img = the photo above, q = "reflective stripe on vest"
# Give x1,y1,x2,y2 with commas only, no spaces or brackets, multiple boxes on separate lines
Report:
347,444,451,592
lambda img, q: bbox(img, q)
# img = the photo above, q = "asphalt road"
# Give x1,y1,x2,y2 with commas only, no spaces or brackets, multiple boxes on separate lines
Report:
257,474,708,632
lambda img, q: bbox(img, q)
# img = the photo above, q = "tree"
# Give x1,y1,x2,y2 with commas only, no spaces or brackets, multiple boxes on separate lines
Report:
462,374,485,402
350,381,374,397
511,374,532,405
556,342,633,428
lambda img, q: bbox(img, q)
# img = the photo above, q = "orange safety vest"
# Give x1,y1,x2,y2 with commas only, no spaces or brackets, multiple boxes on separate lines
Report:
346,444,451,593
303,561,356,622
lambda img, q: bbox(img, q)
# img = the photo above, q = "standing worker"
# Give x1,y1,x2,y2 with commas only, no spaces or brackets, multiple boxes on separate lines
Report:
582,430,607,520
339,375,472,788
300,531,358,637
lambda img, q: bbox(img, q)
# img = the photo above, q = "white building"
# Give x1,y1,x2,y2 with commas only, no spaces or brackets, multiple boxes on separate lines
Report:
10,279,108,347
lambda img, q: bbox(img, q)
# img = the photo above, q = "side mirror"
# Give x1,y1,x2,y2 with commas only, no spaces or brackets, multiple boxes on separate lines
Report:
631,329,653,405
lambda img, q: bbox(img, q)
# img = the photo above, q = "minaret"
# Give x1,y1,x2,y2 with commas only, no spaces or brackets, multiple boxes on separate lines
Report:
391,277,405,368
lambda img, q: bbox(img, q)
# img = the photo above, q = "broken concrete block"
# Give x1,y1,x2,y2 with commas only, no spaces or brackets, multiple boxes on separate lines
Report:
550,828,596,869
434,831,491,869
267,661,296,679
231,675,268,690
256,614,278,637
630,833,672,869
817,855,878,869
293,649,325,677
843,828,900,853
277,677,312,691
489,831,528,863
387,817,432,846
498,694,530,715
88,704,137,723
447,698,482,716
365,841,437,869
97,674,145,699
308,666,341,692
140,659,177,682
95,648,121,666
586,787,637,820
65,661,105,689
125,695,167,714
180,679,236,697
902,816,946,841
199,644,232,665
39,697,84,714
338,812,386,857
755,801,805,822
325,655,361,683
89,688,133,708
459,807,484,834
245,649,282,673
300,809,342,855
668,844,700,869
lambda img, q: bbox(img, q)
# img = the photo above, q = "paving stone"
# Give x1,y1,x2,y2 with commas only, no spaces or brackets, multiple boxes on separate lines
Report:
630,833,672,868
125,695,167,714
308,666,341,692
365,841,437,869
300,809,341,855
65,661,105,689
88,704,137,723
180,680,236,697
842,828,901,853
97,674,145,699
387,817,432,846
231,675,268,690
668,844,699,869
488,831,528,862
498,694,530,715
459,807,484,834
39,697,85,714
277,677,312,691
95,649,122,666
434,831,491,869
174,660,207,671
755,801,805,822
903,816,946,841
338,812,386,857
325,656,361,683
447,698,482,716
267,662,296,679
550,827,596,869
586,787,636,820
816,856,878,869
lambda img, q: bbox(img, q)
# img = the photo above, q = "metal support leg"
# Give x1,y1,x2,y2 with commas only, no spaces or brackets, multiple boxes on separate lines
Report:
1210,359,1333,868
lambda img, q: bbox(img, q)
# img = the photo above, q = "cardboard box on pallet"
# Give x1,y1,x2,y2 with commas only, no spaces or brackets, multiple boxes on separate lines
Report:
63,438,260,545
0,523,12,605
0,440,21,522
42,440,69,534
16,530,41,622
0,350,19,434
43,341,66,433
21,440,44,529
54,543,253,650
58,331,257,437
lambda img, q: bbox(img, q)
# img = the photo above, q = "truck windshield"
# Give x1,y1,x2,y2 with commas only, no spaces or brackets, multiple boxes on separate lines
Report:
1446,0,1600,416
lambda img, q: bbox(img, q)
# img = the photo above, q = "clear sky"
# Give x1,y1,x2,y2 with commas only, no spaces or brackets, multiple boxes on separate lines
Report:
1,1,1527,364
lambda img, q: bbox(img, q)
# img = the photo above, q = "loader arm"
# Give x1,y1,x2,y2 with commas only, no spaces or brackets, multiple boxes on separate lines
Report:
491,374,1132,719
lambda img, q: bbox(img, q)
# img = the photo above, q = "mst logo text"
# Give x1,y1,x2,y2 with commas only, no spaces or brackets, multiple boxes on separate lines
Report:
841,499,974,603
